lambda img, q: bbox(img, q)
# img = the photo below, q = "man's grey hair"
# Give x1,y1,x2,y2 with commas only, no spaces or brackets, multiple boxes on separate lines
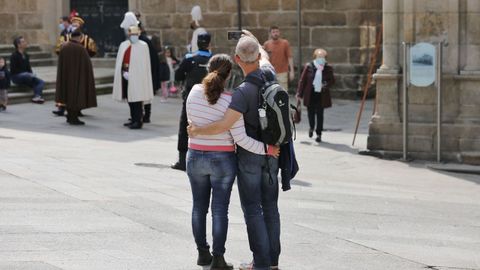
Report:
235,36,260,63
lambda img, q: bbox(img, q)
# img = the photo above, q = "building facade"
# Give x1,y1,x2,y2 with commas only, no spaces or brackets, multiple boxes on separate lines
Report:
368,0,480,163
0,0,381,96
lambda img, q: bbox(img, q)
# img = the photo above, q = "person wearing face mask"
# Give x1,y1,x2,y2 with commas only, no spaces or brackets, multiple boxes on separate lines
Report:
296,48,335,143
53,16,97,117
112,26,154,130
55,16,97,58
58,16,72,36
55,30,97,125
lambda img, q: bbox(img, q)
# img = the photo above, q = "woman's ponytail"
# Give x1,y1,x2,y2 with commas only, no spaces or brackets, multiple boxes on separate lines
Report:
202,54,233,105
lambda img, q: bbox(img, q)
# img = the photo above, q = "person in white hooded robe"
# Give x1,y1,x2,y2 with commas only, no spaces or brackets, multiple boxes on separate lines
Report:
189,5,207,53
112,25,153,129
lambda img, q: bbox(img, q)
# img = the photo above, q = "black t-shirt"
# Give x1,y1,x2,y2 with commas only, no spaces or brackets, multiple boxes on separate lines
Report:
229,64,276,141
9,51,32,76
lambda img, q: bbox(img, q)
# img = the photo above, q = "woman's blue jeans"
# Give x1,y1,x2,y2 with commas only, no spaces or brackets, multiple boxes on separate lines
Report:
186,149,237,256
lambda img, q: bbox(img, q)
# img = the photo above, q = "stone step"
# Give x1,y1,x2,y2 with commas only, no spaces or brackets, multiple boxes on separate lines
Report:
9,75,113,94
30,58,56,67
0,44,42,54
8,83,113,105
459,152,480,166
1,51,52,60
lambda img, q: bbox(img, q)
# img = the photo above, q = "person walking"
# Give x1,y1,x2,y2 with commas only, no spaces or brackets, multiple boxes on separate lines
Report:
186,53,279,270
171,33,212,171
188,31,282,270
112,25,153,130
164,46,178,98
296,48,335,143
55,30,97,125
263,26,294,91
158,51,170,102
10,36,45,104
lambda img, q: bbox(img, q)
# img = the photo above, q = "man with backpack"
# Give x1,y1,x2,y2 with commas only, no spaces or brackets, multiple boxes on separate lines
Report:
188,31,290,270
171,33,213,171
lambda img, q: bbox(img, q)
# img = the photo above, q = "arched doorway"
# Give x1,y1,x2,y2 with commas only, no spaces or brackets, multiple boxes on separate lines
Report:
70,0,129,57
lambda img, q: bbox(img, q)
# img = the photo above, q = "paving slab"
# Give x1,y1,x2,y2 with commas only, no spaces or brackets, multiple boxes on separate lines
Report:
0,96,479,270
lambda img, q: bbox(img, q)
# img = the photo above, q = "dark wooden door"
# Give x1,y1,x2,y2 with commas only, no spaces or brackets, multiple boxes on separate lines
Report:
70,0,128,57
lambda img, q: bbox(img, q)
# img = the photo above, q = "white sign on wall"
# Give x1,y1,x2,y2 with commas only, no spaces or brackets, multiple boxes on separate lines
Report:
409,42,436,87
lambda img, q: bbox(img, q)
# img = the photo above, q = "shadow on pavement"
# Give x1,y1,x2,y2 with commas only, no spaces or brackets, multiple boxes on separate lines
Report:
408,162,480,185
299,140,359,155
0,96,182,143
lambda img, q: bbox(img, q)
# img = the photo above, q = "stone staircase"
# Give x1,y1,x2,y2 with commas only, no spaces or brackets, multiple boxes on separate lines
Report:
7,66,114,104
0,44,115,104
0,44,55,67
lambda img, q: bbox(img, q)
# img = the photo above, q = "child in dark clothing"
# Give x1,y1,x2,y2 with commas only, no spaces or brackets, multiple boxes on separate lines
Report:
0,57,10,111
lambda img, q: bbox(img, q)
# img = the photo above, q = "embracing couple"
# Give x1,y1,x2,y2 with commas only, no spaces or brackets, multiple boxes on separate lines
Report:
186,30,283,270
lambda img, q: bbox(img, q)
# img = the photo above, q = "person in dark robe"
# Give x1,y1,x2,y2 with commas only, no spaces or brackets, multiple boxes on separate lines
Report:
55,30,97,125
137,17,160,123
53,15,97,117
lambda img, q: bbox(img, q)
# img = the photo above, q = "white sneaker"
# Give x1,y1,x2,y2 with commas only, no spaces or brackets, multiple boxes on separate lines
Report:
239,262,254,270
31,96,45,104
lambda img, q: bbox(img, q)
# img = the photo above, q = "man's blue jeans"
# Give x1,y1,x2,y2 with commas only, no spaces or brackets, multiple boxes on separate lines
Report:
186,149,236,256
236,147,281,270
11,72,44,97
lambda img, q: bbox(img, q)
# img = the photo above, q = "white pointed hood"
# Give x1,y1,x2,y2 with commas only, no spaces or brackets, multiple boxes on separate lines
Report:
120,11,138,30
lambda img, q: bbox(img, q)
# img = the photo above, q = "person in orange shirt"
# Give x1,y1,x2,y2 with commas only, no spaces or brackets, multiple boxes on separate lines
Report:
263,26,295,91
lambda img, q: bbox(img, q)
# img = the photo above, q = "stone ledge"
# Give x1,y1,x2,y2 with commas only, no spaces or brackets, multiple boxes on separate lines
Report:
363,149,460,163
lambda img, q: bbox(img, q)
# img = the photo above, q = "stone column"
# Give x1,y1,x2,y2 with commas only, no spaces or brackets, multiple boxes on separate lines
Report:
370,0,401,125
378,0,400,73
456,0,480,123
461,0,480,74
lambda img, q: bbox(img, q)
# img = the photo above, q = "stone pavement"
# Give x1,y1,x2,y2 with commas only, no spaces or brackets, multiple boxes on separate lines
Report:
0,95,479,270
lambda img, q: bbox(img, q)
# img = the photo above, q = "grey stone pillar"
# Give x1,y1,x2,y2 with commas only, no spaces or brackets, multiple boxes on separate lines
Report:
370,0,401,124
461,0,480,74
378,0,400,73
456,0,480,123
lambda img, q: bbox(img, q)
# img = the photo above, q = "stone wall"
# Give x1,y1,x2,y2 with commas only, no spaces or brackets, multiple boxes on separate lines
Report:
0,0,65,50
368,0,480,163
0,0,382,96
132,0,382,95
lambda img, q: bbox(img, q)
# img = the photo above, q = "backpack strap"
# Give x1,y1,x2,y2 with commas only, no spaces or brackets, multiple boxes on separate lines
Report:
243,74,264,88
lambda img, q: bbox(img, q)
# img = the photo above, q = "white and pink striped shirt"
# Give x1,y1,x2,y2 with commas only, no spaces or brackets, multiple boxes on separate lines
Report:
186,84,266,155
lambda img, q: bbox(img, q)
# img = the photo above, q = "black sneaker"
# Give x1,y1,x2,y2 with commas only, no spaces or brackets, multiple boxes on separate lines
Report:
197,248,212,266
211,255,233,270
68,120,85,125
129,122,143,129
170,161,186,171
308,129,313,138
52,110,65,116
315,136,322,143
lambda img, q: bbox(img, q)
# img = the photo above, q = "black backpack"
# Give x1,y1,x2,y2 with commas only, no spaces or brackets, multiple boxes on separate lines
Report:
246,72,294,146
183,55,210,99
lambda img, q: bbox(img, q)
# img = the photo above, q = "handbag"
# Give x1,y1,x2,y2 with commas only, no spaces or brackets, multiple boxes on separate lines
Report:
293,99,302,123
169,85,178,94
